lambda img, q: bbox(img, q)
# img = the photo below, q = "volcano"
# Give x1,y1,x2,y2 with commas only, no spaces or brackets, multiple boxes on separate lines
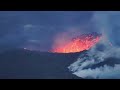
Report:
0,32,103,79
51,32,102,53
0,48,83,79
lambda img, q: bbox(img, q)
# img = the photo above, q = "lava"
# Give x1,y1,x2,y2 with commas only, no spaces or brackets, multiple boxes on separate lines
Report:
51,32,102,53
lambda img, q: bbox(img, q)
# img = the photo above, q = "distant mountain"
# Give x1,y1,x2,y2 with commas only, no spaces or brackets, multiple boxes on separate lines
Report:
0,49,83,79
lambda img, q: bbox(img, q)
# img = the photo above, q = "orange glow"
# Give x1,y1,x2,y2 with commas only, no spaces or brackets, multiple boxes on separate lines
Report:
51,32,101,53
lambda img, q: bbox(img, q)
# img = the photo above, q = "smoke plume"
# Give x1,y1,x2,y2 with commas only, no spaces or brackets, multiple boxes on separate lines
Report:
68,11,120,79
51,27,81,51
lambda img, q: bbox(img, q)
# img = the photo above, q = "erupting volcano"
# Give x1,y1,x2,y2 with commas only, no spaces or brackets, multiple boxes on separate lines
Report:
51,32,102,53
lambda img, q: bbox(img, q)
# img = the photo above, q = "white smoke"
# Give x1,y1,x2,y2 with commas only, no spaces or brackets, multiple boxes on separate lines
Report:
68,40,120,79
68,11,120,79
71,64,120,79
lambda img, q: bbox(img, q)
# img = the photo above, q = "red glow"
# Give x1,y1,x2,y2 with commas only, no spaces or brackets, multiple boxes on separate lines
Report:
51,32,101,53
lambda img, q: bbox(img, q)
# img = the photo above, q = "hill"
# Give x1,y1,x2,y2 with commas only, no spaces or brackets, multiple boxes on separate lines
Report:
0,49,83,79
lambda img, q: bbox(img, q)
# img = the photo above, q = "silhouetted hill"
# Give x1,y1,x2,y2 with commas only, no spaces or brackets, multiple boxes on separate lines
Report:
0,49,84,79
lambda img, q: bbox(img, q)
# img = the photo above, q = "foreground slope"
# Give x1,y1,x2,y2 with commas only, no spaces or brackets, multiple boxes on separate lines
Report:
0,49,82,79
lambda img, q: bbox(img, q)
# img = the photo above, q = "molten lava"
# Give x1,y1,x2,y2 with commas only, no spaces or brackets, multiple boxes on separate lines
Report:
51,32,102,53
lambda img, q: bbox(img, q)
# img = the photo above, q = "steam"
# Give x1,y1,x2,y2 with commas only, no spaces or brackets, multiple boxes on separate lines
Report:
68,11,120,79
92,11,120,46
52,27,81,51
68,40,120,79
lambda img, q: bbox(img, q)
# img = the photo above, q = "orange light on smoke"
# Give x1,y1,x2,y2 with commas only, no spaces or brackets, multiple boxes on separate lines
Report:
51,32,101,53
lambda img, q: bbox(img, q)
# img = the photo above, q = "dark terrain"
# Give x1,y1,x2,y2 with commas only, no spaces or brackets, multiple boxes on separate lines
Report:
0,49,82,79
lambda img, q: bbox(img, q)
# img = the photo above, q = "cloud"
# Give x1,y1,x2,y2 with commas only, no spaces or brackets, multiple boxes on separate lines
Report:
23,24,44,31
24,24,34,29
28,40,40,43
92,11,120,46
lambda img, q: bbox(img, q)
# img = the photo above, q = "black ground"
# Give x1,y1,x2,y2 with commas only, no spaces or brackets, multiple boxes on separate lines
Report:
0,49,82,79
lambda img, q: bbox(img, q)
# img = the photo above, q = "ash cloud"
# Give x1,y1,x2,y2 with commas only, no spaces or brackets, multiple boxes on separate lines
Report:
92,11,120,47
68,11,120,79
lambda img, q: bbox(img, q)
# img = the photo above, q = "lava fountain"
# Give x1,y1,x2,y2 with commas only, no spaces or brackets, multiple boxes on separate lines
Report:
51,32,102,53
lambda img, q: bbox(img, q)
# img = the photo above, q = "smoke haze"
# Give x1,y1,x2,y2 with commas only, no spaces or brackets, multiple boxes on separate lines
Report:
68,11,120,79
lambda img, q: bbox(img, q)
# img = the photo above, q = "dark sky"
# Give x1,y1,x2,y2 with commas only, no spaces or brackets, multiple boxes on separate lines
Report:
0,11,95,52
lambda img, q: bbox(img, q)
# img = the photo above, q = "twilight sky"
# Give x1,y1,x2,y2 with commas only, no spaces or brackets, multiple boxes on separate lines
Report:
0,11,95,52
3,11,120,53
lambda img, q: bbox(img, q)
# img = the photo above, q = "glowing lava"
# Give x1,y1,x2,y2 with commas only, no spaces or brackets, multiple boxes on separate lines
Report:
51,32,102,53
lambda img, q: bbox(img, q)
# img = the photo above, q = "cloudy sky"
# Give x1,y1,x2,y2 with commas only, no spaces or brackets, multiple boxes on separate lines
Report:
0,11,95,52
1,11,120,52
